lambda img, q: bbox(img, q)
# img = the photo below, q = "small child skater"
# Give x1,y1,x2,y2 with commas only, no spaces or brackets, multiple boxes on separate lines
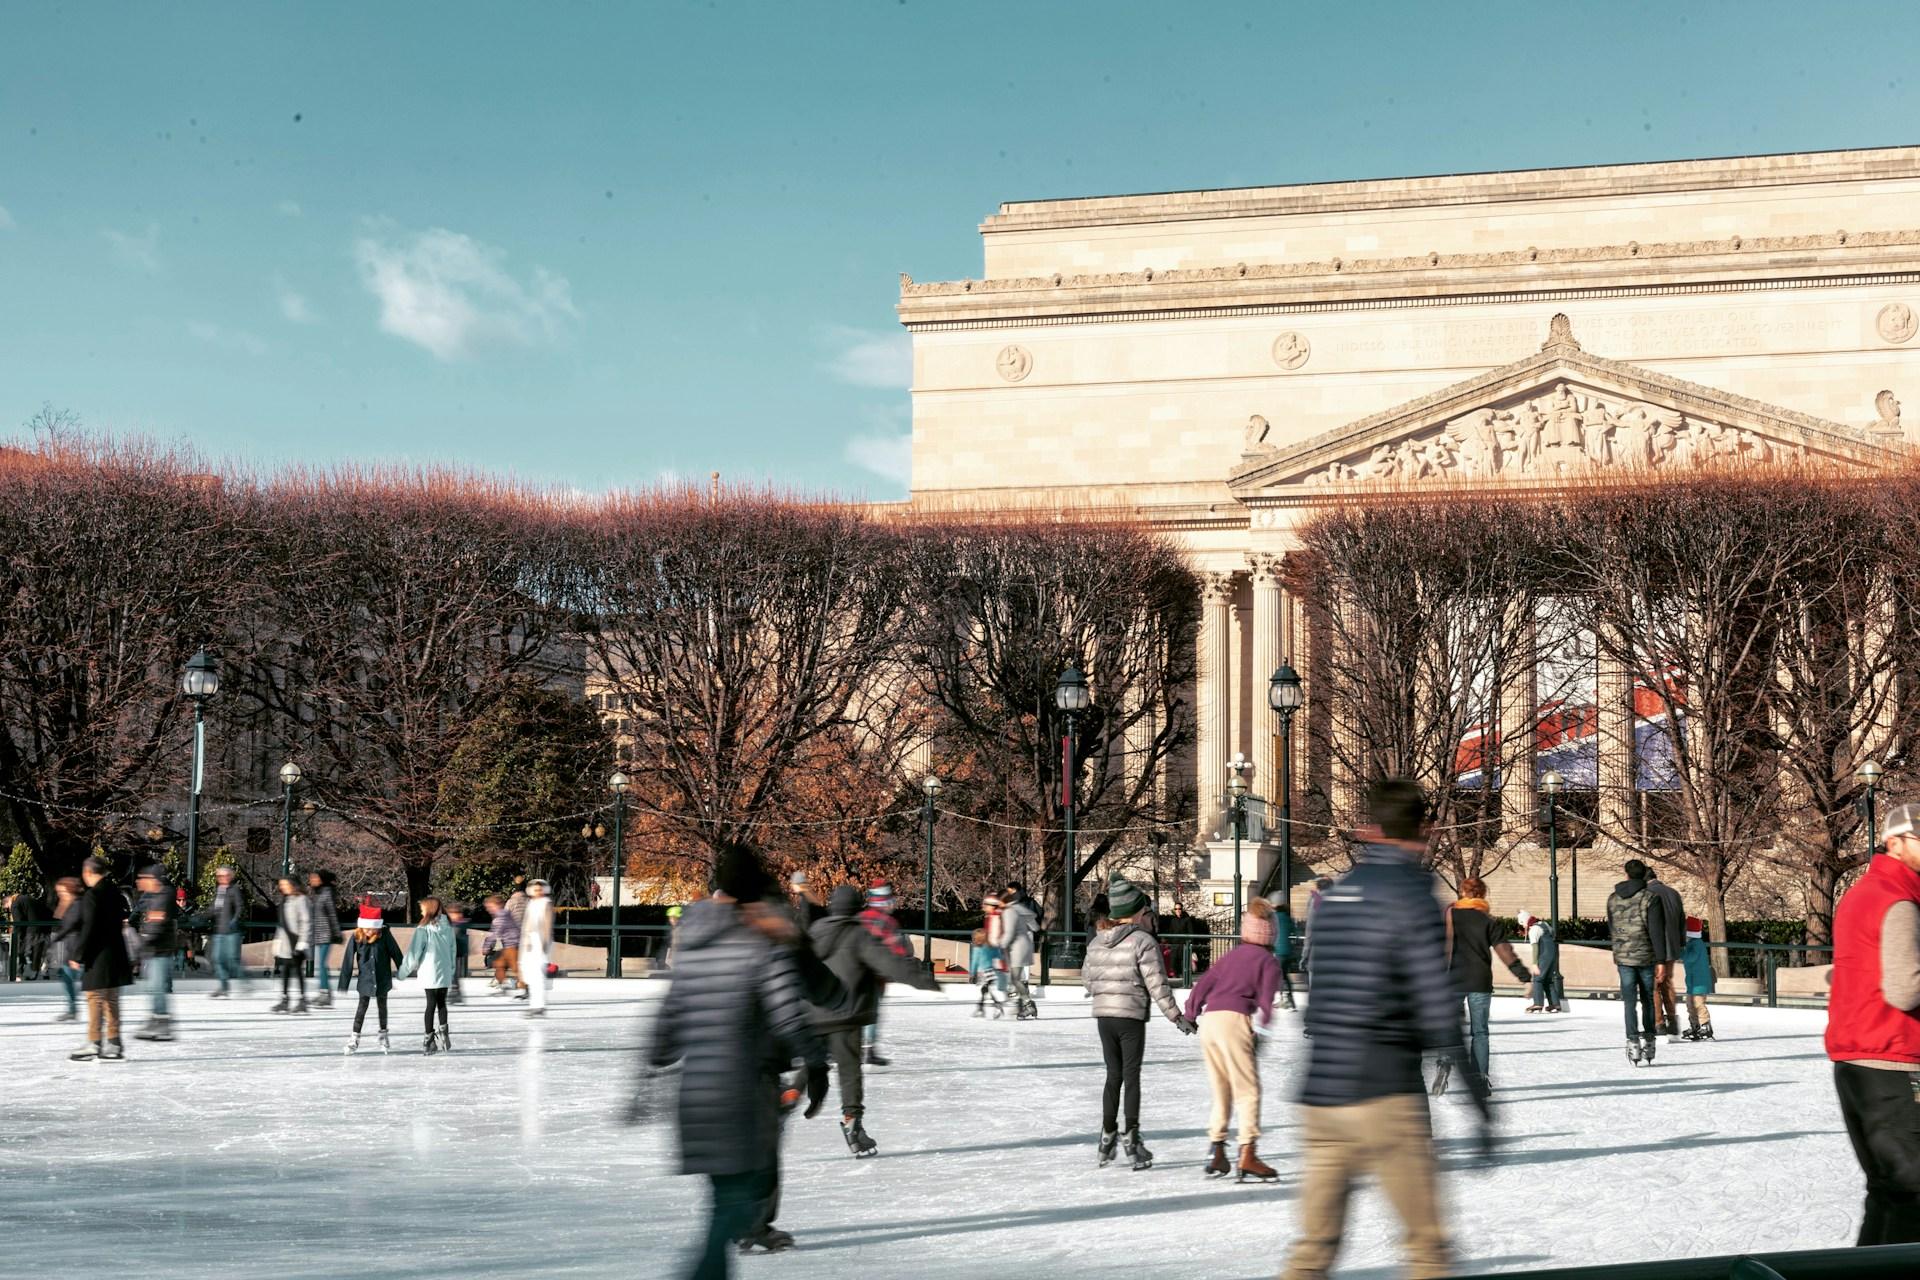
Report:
338,897,404,1054
398,896,457,1054
970,893,1009,1018
1680,915,1716,1041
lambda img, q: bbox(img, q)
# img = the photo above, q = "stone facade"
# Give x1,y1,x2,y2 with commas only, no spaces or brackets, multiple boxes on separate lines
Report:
898,147,1920,922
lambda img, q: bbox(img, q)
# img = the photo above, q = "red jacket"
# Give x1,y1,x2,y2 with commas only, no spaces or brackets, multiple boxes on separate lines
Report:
859,906,911,959
1826,855,1920,1066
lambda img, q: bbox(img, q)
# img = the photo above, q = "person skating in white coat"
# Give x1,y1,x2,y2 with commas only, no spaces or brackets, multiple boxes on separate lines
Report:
520,879,555,1017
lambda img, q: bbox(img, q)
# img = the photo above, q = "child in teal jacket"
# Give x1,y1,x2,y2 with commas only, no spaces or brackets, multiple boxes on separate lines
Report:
1680,915,1715,1041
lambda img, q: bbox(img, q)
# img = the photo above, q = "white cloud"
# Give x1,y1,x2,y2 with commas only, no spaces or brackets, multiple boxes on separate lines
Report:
0,205,14,231
844,428,912,488
276,278,317,324
187,321,267,356
275,199,303,218
824,326,912,389
352,225,578,361
104,223,161,272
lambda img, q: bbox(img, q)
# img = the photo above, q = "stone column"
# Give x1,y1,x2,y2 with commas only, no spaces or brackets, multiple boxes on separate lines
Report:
1196,572,1236,835
1330,586,1365,829
1250,556,1285,820
1596,629,1637,839
1499,601,1538,836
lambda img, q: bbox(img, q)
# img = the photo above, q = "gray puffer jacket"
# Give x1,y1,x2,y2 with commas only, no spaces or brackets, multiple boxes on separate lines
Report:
1001,895,1040,970
649,898,825,1177
1082,922,1183,1023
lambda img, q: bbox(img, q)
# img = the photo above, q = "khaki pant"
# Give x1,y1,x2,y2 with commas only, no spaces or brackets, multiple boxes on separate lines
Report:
493,947,522,989
1654,964,1678,1032
1282,1094,1449,1280
1686,994,1711,1031
86,989,122,1044
1199,1010,1261,1145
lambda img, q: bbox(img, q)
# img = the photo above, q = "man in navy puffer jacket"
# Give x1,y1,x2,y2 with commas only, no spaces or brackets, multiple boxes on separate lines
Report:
1283,777,1488,1280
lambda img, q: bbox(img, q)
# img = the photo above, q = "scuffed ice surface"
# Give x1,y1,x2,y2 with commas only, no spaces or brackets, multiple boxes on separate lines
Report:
0,979,1857,1277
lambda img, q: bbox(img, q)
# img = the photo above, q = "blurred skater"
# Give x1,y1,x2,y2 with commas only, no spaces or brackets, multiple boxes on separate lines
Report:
1270,895,1298,1011
446,901,471,1004
1000,881,1041,1019
399,896,456,1053
971,893,1008,1018
1518,910,1563,1013
1185,897,1283,1182
484,893,523,996
339,897,403,1053
50,878,82,1021
520,878,555,1017
307,870,341,1009
649,843,829,1279
133,865,180,1041
1083,871,1194,1171
1282,779,1485,1280
207,865,250,998
271,876,311,1015
856,880,908,1064
1679,916,1716,1041
809,884,940,1157
1437,878,1532,1093
68,855,132,1062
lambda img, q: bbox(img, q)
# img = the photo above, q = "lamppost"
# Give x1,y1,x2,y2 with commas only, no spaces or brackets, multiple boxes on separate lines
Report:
921,774,941,973
1267,663,1305,908
1861,759,1885,857
1226,754,1252,933
1541,769,1564,928
1055,665,1091,970
607,770,629,978
277,761,303,879
180,650,220,887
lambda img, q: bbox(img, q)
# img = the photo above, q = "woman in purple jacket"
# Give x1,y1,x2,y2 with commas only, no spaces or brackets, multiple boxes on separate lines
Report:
1184,899,1283,1183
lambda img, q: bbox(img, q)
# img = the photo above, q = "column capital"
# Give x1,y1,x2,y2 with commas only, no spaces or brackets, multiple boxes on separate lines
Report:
1248,553,1285,585
1200,571,1238,604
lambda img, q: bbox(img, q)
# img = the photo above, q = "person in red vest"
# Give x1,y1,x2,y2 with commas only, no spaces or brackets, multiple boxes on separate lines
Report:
1827,802,1920,1246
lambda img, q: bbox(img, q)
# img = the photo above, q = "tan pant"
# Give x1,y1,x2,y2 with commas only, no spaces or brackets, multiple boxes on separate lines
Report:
1282,1094,1450,1280
1654,964,1678,1031
86,989,122,1044
1686,994,1711,1030
494,948,522,989
1199,1010,1262,1145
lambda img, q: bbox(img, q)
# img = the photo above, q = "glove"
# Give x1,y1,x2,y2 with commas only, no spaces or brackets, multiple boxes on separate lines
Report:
1176,1015,1197,1035
1507,960,1532,985
802,1063,830,1119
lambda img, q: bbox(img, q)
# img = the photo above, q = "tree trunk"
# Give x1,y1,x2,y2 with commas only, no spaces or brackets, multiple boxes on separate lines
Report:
403,861,434,921
1703,887,1731,981
1806,856,1841,949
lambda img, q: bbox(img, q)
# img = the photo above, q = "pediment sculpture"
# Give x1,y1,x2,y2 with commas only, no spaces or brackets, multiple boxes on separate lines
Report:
1303,383,1812,486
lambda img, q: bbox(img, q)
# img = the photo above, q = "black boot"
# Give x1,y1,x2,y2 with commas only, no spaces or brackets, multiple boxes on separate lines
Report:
1097,1129,1119,1168
1204,1140,1230,1179
1124,1128,1153,1171
862,1045,889,1067
423,1031,440,1055
840,1117,878,1158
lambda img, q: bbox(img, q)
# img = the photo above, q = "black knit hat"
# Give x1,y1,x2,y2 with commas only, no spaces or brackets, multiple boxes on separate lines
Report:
712,842,771,903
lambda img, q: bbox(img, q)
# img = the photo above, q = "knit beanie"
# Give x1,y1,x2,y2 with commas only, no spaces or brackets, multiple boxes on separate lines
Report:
1106,870,1148,920
866,879,895,907
1240,905,1277,948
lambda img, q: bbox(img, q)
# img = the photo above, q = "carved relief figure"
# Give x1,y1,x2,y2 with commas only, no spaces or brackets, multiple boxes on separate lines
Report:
1875,389,1903,437
1545,383,1583,451
1272,332,1311,370
1367,442,1400,479
1879,302,1917,344
1244,414,1273,451
1511,402,1544,472
1613,406,1653,468
1450,408,1501,474
1580,397,1615,466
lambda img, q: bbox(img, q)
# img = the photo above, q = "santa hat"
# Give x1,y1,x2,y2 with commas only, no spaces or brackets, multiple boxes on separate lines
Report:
355,896,384,931
866,879,895,906
1686,915,1704,938
1517,910,1537,928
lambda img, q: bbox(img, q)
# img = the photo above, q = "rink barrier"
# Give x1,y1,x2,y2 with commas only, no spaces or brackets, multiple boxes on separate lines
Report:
1455,1241,1920,1279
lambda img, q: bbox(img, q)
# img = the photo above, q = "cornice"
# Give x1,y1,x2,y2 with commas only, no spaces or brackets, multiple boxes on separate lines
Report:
896,229,1920,329
979,147,1920,234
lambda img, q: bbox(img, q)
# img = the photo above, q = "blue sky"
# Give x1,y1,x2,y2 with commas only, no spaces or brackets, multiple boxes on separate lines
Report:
3,2,1915,499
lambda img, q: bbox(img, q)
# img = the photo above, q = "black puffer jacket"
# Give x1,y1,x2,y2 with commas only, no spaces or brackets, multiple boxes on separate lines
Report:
808,886,938,1031
75,881,133,992
1300,842,1461,1107
650,898,825,1176
135,887,178,958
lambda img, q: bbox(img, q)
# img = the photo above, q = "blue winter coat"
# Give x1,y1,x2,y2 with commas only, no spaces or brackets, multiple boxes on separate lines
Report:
1680,936,1716,995
398,917,456,988
338,931,404,998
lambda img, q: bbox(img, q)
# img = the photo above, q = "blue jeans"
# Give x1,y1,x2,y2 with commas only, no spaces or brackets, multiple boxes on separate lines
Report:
1530,964,1564,1009
1461,992,1492,1080
211,932,243,992
58,965,79,1014
1618,964,1657,1040
144,953,172,1017
313,942,332,991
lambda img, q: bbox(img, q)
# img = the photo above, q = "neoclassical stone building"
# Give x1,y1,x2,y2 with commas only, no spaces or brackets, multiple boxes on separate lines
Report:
897,147,1920,917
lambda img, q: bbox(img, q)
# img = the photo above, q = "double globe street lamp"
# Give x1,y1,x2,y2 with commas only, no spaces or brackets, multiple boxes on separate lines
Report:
278,761,304,878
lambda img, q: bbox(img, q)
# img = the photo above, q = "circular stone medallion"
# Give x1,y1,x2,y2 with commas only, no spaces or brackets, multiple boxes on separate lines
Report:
1271,331,1311,370
1878,302,1917,344
996,344,1033,382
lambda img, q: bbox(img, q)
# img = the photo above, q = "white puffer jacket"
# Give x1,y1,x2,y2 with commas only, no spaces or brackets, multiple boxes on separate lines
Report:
1082,922,1183,1023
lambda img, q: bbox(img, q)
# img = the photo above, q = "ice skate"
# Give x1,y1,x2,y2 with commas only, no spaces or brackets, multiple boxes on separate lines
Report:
206,990,227,1000
377,1030,390,1053
1525,1004,1543,1013
1640,1036,1657,1066
69,1041,100,1061
135,1017,173,1042
1097,1129,1119,1168
1429,1058,1453,1095
99,1040,124,1061
344,1032,360,1054
863,1046,889,1067
1123,1128,1153,1172
513,988,529,1001
292,999,309,1015
1236,1142,1279,1184
1699,1024,1715,1040
1626,1040,1643,1066
270,996,290,1014
972,1004,986,1018
840,1117,878,1159
1280,992,1297,1012
1204,1140,1230,1179
315,991,333,1009
440,1029,453,1052
738,1227,795,1254
53,1009,77,1023
423,1031,440,1055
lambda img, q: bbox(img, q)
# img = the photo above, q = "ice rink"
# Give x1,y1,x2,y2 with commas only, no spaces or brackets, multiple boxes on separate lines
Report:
2,976,1860,1277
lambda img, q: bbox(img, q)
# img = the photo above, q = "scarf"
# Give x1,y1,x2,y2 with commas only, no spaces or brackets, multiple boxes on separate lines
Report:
1453,898,1490,913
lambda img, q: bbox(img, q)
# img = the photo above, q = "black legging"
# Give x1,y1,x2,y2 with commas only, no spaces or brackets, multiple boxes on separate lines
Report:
352,993,388,1032
278,956,306,998
422,987,449,1034
1096,1016,1145,1133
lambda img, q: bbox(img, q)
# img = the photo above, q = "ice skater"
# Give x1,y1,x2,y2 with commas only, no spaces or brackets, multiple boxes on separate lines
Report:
856,880,908,1064
807,884,940,1157
339,897,403,1053
132,865,179,1041
50,877,82,1022
483,893,523,996
1185,896,1283,1181
67,855,132,1062
306,870,341,1009
1518,910,1564,1013
520,878,555,1017
1083,871,1194,1171
970,893,1008,1017
1000,881,1041,1019
1679,916,1715,1041
445,901,471,1004
207,865,249,998
398,896,456,1053
270,876,311,1015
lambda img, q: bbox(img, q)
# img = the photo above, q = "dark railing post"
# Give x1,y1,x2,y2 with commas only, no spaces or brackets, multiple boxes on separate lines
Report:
1766,947,1779,1008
